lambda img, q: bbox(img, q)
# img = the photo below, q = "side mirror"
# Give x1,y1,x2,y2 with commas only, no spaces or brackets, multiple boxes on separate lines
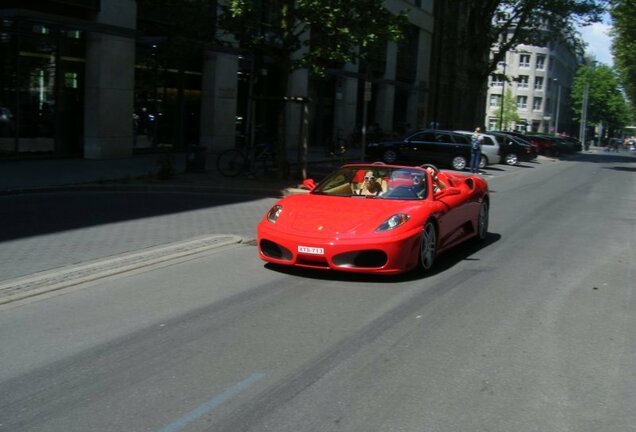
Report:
435,186,461,198
302,178,316,191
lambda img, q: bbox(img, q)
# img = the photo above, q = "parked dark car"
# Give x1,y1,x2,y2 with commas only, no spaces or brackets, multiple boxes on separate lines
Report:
366,129,478,171
557,135,583,152
526,134,580,155
487,131,537,165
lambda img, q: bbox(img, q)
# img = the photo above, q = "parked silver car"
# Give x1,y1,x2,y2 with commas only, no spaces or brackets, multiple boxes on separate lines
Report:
454,130,502,167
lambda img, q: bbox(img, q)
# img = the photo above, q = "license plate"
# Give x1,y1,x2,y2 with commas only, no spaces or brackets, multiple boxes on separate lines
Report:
298,246,324,255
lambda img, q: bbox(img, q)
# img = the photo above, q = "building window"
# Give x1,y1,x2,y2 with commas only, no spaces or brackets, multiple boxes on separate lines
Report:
64,72,79,89
519,53,531,68
534,76,544,90
488,118,498,130
32,24,50,35
490,75,504,87
536,55,545,69
489,94,502,107
533,97,542,110
517,75,529,88
516,96,528,109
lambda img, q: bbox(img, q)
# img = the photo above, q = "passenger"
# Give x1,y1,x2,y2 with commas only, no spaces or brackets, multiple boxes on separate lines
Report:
354,170,386,196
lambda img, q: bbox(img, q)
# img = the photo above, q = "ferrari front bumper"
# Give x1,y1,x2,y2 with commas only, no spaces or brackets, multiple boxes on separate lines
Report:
257,223,423,274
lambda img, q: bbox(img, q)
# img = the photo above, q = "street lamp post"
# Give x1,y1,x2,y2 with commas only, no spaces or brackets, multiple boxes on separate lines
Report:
498,61,507,131
553,78,561,134
579,82,589,148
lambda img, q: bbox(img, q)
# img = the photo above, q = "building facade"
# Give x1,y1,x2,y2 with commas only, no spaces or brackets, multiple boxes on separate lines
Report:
0,0,434,160
485,40,579,135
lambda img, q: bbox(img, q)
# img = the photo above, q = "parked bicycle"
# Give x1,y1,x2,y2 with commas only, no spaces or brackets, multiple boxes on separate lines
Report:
216,141,276,177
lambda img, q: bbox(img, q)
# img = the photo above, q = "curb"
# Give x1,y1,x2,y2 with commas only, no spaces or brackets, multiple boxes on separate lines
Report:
0,234,243,306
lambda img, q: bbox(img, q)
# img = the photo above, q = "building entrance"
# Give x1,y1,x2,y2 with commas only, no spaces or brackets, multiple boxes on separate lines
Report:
0,17,84,158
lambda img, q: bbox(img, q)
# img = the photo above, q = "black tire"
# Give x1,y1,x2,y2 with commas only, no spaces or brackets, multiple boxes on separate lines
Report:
504,153,518,165
417,221,437,272
451,155,467,171
216,149,247,177
476,200,489,242
382,149,398,164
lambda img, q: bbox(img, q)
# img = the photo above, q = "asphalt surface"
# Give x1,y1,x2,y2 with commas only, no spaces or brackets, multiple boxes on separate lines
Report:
0,149,634,431
1,149,633,304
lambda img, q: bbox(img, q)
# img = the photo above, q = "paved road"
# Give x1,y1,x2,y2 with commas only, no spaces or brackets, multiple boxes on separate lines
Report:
1,152,635,431
0,156,548,283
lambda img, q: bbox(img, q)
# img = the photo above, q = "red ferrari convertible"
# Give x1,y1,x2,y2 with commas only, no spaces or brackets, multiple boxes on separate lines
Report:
257,163,489,274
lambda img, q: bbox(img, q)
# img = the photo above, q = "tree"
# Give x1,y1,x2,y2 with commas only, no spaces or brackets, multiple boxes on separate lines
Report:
610,0,636,114
431,0,607,129
571,64,632,136
500,88,522,131
217,0,407,176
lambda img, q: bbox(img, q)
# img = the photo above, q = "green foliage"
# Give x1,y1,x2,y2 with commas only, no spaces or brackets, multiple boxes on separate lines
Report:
500,88,521,130
458,0,607,79
217,0,408,76
571,64,632,129
610,0,636,114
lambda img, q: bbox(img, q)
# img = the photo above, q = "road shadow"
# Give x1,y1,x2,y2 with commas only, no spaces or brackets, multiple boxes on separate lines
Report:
482,166,506,173
263,232,502,284
606,166,636,173
0,164,329,244
560,151,636,164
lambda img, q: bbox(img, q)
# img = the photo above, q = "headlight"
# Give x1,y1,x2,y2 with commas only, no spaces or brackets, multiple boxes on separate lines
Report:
266,205,283,223
376,213,410,232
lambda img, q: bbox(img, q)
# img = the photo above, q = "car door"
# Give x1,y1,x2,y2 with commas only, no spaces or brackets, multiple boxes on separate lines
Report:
427,132,458,165
480,135,500,164
399,131,436,163
433,177,481,248
433,185,470,249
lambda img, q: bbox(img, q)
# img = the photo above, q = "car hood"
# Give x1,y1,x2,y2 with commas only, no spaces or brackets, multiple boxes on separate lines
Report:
270,194,424,238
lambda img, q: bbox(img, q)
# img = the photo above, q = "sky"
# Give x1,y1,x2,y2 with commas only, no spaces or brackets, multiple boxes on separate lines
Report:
577,16,614,66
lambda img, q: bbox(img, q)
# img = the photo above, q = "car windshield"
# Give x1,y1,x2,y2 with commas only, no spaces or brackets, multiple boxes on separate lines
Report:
312,165,429,200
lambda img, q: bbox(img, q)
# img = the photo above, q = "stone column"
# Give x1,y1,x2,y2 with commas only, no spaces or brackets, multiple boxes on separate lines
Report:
285,67,309,151
375,42,397,132
199,50,239,152
333,62,360,140
409,28,433,129
83,0,136,159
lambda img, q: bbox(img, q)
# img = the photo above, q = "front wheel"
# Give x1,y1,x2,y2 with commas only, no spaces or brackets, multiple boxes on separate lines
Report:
504,153,518,165
216,149,247,177
417,221,437,272
451,155,467,171
382,149,398,164
476,201,489,242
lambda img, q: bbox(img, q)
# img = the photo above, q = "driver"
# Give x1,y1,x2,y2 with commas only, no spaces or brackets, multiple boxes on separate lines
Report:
410,173,426,197
425,166,446,193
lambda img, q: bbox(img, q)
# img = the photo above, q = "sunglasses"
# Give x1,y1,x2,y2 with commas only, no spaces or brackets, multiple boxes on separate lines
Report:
364,176,375,180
